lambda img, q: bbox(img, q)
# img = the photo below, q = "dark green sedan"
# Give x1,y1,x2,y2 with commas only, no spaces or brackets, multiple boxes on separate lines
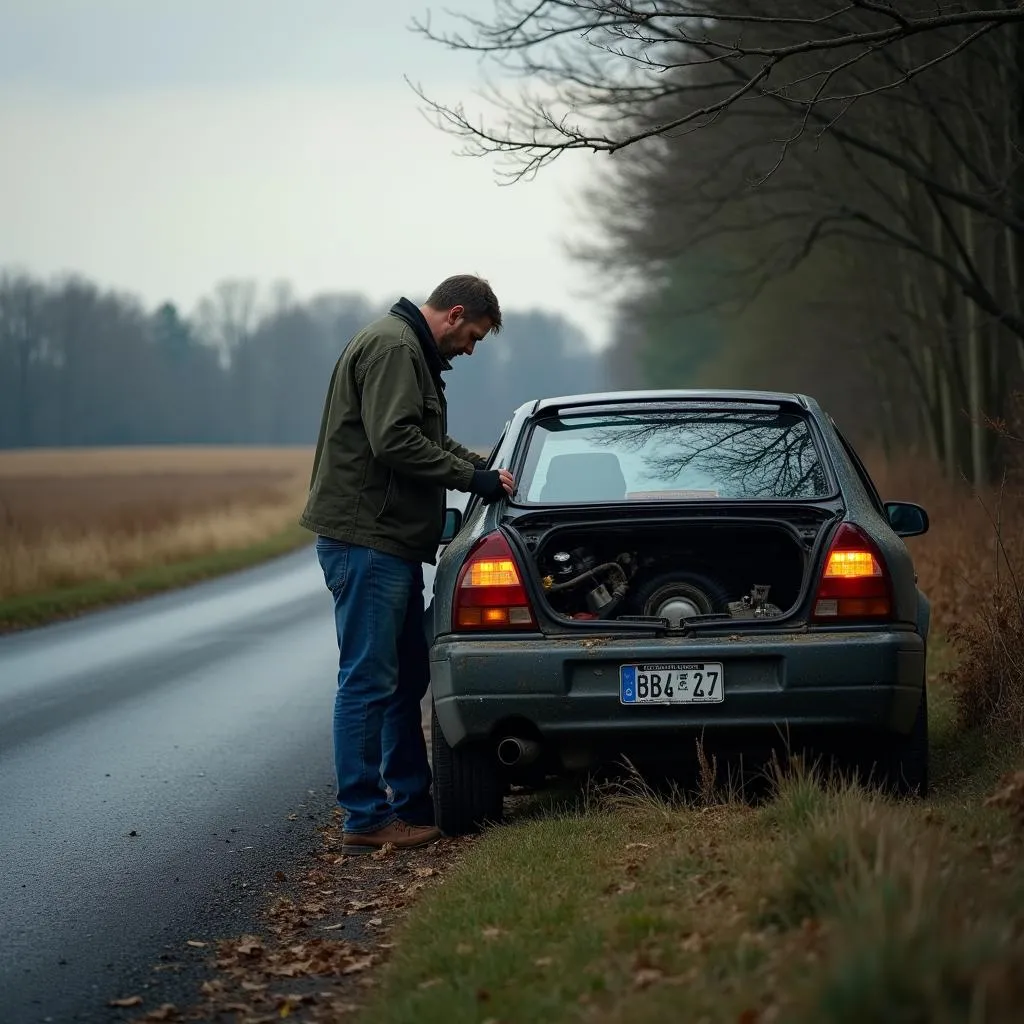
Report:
427,390,931,835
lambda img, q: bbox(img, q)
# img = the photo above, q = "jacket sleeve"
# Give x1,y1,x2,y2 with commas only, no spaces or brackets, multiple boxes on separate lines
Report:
357,343,476,490
445,436,488,470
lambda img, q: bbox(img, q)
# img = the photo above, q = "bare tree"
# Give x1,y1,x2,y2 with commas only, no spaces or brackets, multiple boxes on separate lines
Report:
0,273,46,447
193,279,261,365
412,0,1024,483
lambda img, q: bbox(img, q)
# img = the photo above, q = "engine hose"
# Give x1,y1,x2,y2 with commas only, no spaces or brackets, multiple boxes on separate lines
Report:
594,583,629,620
547,562,627,593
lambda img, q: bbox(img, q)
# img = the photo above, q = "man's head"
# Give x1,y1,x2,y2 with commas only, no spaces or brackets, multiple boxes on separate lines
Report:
420,275,502,360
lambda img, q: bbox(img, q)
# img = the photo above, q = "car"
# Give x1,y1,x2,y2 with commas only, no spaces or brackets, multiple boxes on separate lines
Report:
427,389,931,835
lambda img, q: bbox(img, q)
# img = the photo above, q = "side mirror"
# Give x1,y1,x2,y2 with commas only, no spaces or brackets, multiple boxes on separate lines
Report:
885,501,929,538
440,507,463,545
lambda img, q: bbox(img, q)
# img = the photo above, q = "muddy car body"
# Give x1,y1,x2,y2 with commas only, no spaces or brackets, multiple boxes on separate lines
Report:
428,390,931,835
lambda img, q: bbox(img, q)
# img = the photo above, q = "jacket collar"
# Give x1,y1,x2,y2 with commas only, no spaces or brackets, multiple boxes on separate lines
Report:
389,297,451,388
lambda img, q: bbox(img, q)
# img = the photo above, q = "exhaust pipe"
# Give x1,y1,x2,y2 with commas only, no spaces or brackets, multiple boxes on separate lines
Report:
497,736,540,768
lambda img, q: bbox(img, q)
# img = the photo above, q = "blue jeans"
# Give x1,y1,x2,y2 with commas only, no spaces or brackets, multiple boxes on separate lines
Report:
315,537,433,833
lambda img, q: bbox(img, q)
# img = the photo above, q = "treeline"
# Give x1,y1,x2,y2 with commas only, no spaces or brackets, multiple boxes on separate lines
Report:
0,272,604,450
419,1,1024,483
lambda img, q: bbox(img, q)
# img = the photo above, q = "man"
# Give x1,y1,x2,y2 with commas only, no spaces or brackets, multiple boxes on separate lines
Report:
299,275,514,855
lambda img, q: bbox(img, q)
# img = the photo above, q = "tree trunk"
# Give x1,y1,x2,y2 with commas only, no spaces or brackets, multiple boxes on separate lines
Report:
958,164,989,489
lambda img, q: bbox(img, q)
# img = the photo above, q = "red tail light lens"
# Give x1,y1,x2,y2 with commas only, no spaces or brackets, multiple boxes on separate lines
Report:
812,522,892,621
453,531,537,631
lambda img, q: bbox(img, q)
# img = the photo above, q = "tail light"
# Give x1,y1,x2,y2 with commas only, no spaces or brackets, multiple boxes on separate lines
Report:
811,522,892,622
453,531,537,631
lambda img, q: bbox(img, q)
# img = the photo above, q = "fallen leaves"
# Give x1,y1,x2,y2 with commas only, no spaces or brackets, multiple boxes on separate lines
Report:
123,820,467,1023
235,935,264,958
346,899,380,913
341,953,377,975
133,1005,180,1022
108,995,143,1008
218,935,379,980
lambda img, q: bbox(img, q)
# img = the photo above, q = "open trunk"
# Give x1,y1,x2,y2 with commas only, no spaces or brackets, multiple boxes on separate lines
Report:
509,510,834,629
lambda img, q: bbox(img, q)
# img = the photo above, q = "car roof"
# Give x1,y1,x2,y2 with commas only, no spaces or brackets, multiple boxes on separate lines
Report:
528,388,813,415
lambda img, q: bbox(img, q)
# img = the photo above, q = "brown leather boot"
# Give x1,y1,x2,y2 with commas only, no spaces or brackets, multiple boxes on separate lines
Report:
341,820,441,855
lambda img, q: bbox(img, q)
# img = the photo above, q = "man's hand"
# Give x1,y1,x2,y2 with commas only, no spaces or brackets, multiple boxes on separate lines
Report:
470,467,517,504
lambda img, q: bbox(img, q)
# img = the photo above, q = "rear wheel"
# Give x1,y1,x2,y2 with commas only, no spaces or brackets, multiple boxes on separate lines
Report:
886,683,929,797
432,703,503,836
860,683,928,797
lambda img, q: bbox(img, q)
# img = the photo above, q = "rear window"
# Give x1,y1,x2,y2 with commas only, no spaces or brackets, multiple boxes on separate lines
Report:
517,409,829,503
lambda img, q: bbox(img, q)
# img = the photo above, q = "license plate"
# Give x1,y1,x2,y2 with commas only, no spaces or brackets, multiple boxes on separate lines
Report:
620,663,724,704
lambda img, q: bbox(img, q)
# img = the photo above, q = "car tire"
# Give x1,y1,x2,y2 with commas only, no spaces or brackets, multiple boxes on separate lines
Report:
630,570,732,619
874,682,929,798
431,702,503,836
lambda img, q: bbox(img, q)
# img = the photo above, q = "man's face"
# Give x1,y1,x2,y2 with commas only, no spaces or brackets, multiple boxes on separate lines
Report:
436,306,492,359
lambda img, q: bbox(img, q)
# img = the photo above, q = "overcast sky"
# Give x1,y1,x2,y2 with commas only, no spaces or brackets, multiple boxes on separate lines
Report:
0,0,610,346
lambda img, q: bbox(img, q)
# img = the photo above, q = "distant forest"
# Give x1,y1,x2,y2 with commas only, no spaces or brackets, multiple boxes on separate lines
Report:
0,273,607,451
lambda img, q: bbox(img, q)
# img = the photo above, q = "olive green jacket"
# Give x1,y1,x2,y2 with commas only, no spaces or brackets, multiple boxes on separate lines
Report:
298,303,486,565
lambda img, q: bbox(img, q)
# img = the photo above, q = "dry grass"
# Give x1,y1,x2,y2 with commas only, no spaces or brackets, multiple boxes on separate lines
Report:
869,455,1024,635
0,446,313,602
870,455,1024,744
360,758,1024,1024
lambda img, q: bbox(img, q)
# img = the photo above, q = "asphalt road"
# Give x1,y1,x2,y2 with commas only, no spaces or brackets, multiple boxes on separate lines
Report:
0,537,445,1024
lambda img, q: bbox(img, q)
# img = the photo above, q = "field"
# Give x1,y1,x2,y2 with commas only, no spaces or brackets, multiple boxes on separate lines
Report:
0,446,314,629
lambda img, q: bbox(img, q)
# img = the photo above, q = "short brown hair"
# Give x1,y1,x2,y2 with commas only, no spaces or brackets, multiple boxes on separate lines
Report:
425,275,502,332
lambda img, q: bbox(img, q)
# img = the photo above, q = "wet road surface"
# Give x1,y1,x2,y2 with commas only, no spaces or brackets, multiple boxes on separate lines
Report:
0,541,443,1023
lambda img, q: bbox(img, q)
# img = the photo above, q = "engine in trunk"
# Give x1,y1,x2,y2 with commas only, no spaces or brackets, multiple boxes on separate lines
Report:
525,522,808,626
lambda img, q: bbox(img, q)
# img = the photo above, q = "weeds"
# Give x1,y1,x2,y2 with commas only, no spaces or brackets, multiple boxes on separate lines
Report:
591,740,752,820
872,455,1024,749
760,790,908,929
361,732,1024,1024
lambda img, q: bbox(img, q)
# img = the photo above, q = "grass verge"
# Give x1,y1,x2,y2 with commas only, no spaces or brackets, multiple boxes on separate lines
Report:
0,523,311,633
360,651,1024,1024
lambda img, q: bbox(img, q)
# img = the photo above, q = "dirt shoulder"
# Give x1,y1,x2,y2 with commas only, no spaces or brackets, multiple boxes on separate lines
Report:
117,812,469,1024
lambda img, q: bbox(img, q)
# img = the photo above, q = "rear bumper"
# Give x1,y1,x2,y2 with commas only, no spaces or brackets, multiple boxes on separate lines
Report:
430,629,925,752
